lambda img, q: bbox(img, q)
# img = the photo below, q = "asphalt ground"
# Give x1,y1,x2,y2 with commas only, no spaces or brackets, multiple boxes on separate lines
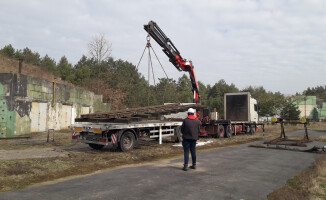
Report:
0,131,325,200
286,129,326,138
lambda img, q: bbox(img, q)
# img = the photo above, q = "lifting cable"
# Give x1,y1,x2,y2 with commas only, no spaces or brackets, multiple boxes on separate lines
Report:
137,34,170,105
137,35,169,80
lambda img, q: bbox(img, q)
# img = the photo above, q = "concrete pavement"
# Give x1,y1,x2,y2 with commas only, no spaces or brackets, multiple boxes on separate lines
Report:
0,134,323,200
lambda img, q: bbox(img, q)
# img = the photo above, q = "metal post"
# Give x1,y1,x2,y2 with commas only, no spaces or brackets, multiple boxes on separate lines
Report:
47,129,55,142
234,125,237,136
280,121,286,139
159,125,162,145
53,78,56,107
304,123,309,141
304,96,306,118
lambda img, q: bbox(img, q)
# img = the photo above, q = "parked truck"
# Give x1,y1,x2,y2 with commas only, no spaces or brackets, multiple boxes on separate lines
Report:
198,92,263,138
224,92,262,135
71,21,264,151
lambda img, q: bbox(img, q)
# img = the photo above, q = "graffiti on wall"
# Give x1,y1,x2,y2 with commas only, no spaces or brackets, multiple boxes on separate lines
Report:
0,73,109,137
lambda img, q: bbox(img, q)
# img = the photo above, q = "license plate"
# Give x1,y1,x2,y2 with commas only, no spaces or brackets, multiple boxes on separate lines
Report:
74,127,82,132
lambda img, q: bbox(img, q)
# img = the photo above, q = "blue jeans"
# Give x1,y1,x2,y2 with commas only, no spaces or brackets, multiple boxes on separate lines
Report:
182,139,197,165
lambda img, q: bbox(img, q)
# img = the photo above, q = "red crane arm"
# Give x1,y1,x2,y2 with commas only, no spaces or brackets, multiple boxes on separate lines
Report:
144,20,200,104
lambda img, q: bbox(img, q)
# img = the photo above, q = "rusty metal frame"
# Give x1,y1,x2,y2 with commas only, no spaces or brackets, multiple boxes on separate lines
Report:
264,119,310,147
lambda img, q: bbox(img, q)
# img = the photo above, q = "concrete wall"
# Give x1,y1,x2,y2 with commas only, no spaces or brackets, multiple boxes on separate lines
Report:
293,96,318,119
320,103,326,120
0,73,110,137
297,104,316,119
293,96,326,120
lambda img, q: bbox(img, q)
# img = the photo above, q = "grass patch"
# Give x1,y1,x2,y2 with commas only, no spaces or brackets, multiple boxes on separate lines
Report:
286,176,303,190
268,155,326,200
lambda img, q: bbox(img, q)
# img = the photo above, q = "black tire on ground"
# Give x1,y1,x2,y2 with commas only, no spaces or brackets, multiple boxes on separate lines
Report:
226,125,232,138
174,126,182,143
88,143,105,150
217,125,224,138
119,131,136,152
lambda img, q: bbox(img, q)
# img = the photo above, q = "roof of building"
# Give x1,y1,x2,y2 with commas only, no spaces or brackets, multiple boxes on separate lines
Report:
292,96,317,105
0,54,77,88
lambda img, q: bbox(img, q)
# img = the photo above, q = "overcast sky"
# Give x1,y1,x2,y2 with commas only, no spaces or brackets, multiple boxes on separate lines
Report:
1,0,325,95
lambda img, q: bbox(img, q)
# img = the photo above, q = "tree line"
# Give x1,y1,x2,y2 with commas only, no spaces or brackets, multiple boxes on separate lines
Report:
1,42,315,120
303,86,326,102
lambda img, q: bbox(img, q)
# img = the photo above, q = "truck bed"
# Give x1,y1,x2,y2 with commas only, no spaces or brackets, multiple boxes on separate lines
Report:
73,120,183,131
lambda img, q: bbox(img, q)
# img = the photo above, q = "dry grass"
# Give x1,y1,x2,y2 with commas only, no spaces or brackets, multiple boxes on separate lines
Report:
0,123,323,193
308,122,326,130
267,155,326,200
309,156,326,200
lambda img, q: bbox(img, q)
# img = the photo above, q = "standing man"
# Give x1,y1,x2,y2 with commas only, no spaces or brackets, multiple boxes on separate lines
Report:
181,108,201,171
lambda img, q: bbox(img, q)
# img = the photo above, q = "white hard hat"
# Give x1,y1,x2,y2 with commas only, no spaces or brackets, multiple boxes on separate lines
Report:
188,108,195,114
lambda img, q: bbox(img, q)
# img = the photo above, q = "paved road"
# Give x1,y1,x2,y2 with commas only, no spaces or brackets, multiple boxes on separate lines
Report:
0,135,324,200
286,129,326,138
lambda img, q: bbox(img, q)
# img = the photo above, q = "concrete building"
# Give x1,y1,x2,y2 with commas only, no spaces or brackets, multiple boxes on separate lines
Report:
292,96,317,119
0,73,109,137
292,96,326,120
320,103,326,120
0,56,109,137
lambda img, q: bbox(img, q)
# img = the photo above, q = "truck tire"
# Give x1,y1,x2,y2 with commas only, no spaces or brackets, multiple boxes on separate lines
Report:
231,125,236,135
226,125,232,138
88,143,104,150
119,131,136,152
174,126,182,143
217,125,224,138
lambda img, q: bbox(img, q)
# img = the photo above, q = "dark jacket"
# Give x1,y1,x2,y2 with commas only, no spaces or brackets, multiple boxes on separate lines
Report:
181,115,200,140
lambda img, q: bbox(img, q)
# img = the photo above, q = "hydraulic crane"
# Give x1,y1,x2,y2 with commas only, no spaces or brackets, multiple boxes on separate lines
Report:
144,20,200,104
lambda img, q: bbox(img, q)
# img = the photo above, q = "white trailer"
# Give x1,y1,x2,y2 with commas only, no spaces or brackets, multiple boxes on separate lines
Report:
71,120,182,151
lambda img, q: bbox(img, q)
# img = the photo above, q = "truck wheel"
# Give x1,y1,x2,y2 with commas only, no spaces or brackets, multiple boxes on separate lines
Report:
217,126,224,138
226,125,232,138
88,143,104,150
119,131,136,152
174,126,182,143
232,125,236,135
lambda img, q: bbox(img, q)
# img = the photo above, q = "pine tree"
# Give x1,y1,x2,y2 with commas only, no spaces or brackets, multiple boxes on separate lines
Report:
280,100,301,120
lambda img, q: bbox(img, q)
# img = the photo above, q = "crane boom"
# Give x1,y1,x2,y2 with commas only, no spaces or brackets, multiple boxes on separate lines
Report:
144,20,200,104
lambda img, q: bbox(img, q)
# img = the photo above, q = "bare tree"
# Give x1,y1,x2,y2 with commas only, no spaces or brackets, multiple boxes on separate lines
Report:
88,33,112,64
88,33,112,94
